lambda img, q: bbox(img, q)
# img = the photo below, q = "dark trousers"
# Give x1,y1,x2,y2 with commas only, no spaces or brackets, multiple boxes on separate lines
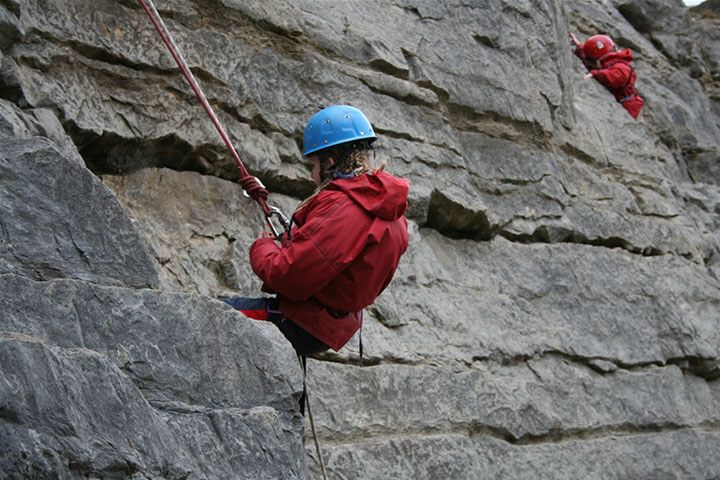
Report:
220,296,329,355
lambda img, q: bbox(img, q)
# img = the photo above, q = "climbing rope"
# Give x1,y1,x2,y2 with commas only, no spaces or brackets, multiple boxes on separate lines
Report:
307,390,329,480
141,3,325,475
299,354,329,480
138,0,289,238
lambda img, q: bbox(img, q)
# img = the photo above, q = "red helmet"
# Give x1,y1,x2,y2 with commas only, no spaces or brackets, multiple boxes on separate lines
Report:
582,35,615,60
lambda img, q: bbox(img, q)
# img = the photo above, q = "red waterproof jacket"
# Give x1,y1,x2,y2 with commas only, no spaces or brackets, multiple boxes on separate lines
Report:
576,48,645,119
249,170,409,351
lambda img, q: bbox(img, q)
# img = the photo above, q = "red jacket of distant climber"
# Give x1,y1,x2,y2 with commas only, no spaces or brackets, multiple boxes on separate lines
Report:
249,170,409,351
575,48,645,119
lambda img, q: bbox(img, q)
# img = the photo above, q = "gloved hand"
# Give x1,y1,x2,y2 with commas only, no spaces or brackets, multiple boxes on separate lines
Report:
240,175,270,201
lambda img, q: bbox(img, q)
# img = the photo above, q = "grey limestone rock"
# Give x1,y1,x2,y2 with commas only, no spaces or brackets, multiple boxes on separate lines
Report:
318,430,720,480
0,274,306,478
1,0,720,479
0,134,160,288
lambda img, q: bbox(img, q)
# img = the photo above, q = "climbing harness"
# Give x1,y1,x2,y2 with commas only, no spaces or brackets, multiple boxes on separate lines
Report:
138,0,289,239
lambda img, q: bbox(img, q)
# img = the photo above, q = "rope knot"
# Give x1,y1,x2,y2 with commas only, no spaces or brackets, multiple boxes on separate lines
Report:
240,175,270,201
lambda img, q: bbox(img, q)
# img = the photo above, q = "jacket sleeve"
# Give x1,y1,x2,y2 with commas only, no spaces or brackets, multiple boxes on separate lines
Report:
249,192,373,301
591,63,631,89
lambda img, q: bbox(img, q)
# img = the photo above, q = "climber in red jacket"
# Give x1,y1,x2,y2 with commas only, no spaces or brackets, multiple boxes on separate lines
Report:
570,33,645,119
221,105,409,355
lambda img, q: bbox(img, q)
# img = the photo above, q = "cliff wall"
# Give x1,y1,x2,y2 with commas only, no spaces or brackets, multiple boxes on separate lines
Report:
1,1,719,478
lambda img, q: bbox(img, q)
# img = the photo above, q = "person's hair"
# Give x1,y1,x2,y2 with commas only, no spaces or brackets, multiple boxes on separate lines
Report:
296,140,384,214
317,140,381,183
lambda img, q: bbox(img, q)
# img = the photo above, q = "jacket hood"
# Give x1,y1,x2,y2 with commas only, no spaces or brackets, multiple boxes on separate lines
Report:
330,170,409,220
600,48,634,65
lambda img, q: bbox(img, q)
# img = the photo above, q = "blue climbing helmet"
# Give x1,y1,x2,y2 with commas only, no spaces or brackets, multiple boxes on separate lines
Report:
302,105,376,156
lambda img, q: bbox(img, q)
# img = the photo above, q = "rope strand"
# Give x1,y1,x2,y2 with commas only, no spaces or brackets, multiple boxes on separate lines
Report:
306,386,329,480
299,354,328,480
138,0,273,216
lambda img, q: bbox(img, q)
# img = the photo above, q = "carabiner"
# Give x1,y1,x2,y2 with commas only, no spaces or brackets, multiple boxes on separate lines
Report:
265,205,291,241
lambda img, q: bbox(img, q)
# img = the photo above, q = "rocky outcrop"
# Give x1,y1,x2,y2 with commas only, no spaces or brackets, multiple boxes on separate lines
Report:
0,100,306,478
1,0,719,479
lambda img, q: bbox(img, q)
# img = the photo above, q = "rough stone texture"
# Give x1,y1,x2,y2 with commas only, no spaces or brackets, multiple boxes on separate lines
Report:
0,132,160,288
1,0,720,479
0,17,307,477
101,167,298,296
0,274,305,479
319,430,720,480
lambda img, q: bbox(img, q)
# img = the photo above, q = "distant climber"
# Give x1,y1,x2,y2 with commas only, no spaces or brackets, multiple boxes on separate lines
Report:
221,105,409,355
570,33,645,120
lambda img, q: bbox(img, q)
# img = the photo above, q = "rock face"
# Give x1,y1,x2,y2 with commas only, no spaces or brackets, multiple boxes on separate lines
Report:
1,0,719,479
